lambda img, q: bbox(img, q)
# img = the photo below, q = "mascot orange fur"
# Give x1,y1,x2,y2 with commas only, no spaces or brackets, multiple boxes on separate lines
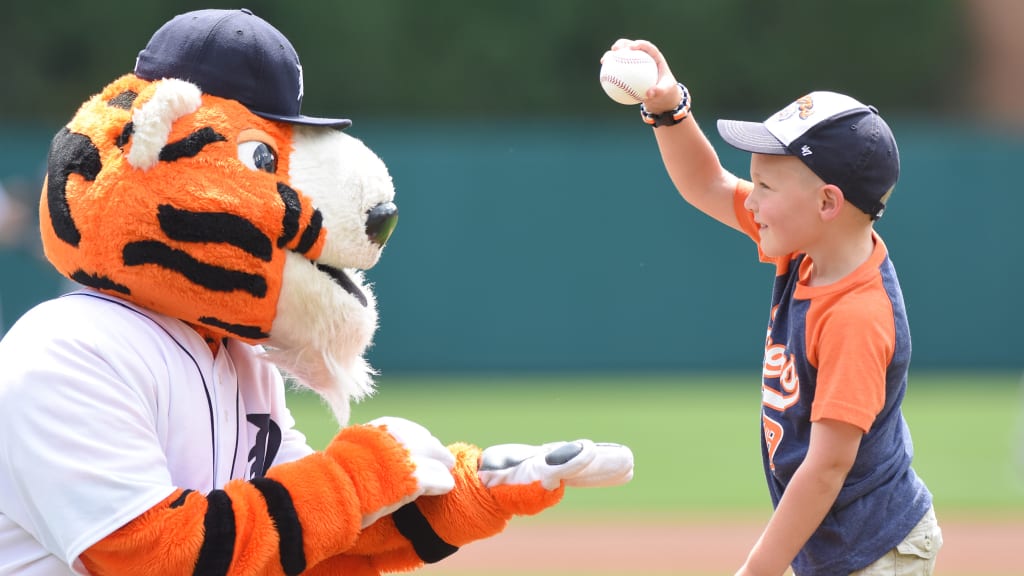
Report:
0,9,632,575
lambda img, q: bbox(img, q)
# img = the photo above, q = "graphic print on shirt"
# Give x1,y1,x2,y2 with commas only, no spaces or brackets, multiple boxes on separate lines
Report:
760,295,804,474
762,305,800,412
762,414,784,472
247,413,282,479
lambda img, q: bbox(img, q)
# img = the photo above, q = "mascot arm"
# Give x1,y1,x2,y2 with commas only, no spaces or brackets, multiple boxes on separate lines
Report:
323,439,633,573
81,418,455,576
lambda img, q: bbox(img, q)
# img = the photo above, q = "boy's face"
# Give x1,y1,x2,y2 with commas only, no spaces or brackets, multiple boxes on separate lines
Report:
746,154,828,258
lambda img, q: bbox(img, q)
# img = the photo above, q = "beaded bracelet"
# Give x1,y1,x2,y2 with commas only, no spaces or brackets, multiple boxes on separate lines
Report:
640,83,691,128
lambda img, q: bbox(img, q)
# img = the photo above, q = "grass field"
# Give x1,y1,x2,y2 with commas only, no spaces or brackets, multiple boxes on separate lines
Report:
288,370,1024,517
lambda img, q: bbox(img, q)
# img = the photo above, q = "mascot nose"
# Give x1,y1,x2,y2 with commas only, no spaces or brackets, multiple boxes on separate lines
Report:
366,202,398,246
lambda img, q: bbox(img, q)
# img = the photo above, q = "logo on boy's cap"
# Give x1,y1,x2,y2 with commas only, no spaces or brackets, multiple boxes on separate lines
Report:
134,8,351,129
716,91,900,220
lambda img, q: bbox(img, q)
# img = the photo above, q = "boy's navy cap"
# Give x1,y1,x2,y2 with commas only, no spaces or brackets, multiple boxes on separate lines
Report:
134,8,351,129
717,91,899,220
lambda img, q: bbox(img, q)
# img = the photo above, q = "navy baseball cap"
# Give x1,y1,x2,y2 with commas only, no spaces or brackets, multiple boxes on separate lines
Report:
717,91,899,220
134,8,351,129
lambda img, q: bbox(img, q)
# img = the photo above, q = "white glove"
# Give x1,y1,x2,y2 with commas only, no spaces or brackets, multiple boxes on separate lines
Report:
478,440,634,490
360,416,456,528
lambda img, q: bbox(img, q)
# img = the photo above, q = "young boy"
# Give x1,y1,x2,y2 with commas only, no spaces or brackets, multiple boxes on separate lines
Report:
606,39,943,575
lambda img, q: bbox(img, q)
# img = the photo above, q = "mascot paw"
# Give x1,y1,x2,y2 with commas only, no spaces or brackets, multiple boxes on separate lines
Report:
478,440,634,516
341,440,633,571
360,417,455,528
479,440,634,489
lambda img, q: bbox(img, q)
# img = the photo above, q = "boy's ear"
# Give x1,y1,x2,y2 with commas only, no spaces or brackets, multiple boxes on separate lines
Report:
819,184,844,221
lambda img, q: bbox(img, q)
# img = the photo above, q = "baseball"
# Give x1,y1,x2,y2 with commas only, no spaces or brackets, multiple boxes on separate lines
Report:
599,49,658,105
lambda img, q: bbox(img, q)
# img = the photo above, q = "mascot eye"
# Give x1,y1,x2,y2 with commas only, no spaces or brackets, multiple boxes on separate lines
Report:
238,141,278,173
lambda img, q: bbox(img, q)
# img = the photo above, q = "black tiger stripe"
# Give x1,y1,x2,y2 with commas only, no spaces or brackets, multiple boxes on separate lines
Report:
294,209,323,255
46,128,101,247
157,205,273,261
392,503,459,564
159,127,227,162
107,91,138,110
194,489,236,576
251,478,306,575
169,489,194,509
277,183,302,248
123,241,267,297
116,122,134,149
70,270,131,294
198,316,269,340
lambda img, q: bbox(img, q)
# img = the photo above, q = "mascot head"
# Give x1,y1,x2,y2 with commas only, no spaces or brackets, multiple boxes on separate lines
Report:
40,9,397,424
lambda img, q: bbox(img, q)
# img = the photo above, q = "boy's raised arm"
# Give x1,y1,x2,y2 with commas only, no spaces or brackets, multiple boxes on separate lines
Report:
607,39,742,231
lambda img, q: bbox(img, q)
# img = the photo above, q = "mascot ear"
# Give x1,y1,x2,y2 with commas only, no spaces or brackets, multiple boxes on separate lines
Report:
126,79,203,170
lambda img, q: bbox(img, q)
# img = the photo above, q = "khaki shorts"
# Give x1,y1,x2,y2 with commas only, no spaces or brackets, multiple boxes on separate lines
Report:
849,506,943,576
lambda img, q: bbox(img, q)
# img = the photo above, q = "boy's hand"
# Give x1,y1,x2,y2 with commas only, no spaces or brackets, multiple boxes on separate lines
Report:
606,38,683,113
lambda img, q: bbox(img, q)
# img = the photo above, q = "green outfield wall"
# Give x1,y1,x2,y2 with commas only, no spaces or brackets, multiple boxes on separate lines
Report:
1,119,1020,371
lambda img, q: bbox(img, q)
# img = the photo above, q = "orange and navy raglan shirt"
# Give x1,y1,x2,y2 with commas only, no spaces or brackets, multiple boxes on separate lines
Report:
733,181,932,575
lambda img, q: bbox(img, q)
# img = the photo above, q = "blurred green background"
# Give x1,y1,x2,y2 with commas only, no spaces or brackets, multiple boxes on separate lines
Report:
1,0,1022,541
299,372,1024,517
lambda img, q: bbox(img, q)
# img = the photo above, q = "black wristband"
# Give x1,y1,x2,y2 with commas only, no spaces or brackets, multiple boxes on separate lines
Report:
640,83,691,127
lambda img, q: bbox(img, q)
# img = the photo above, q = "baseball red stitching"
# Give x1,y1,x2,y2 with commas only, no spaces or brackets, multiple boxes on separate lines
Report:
600,74,642,101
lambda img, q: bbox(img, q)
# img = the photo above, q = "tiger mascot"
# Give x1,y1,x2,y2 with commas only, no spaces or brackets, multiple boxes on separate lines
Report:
0,8,633,575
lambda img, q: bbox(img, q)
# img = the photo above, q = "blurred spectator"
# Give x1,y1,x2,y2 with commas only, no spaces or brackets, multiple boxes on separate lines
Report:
0,181,29,248
0,178,43,336
0,181,26,333
968,0,1024,130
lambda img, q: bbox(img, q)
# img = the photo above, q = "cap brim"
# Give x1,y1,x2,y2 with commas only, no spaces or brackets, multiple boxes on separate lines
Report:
253,110,352,130
716,119,789,154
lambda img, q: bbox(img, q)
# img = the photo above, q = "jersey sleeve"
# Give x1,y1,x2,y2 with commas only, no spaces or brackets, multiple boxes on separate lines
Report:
276,400,317,465
806,289,895,433
2,296,433,576
0,299,179,566
733,179,760,242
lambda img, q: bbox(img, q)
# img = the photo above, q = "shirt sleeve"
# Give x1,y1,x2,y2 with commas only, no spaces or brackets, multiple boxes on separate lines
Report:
806,291,894,433
733,179,760,242
0,300,177,567
269,374,316,465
